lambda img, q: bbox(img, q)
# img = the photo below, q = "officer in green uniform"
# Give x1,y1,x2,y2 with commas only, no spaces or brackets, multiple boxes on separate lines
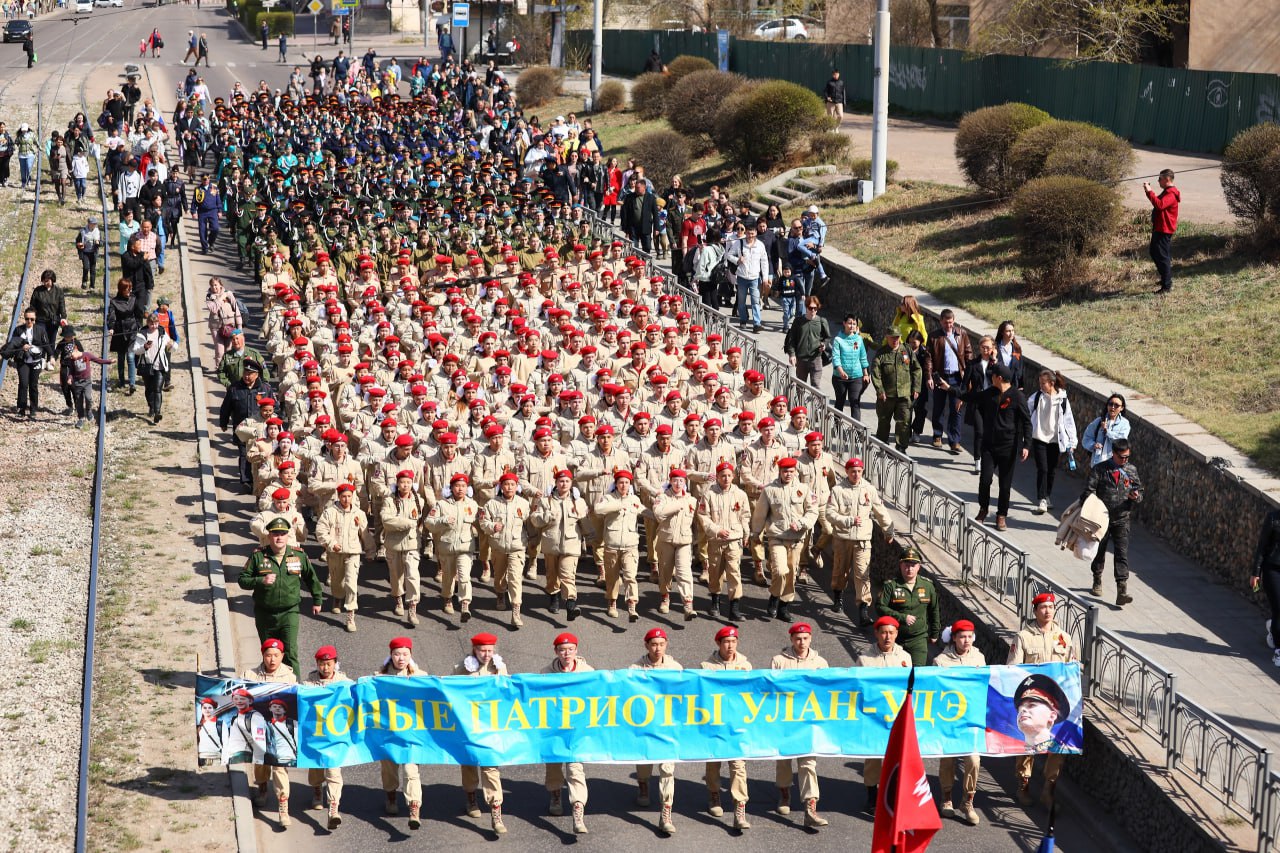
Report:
870,329,921,453
238,517,324,673
875,546,940,666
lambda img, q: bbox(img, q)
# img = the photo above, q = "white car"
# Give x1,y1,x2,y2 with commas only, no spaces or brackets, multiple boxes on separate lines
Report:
753,18,808,40
93,0,124,7
75,0,93,12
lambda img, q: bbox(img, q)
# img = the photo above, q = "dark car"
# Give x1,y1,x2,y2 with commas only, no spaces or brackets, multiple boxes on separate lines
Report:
3,20,32,43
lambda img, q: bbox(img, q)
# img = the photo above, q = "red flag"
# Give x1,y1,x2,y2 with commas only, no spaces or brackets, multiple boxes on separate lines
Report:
872,680,941,853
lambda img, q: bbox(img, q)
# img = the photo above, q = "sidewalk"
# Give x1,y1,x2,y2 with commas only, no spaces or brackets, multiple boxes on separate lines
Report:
642,245,1280,754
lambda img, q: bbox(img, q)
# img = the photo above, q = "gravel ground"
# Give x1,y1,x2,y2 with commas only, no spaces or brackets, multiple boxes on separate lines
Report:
0,421,95,850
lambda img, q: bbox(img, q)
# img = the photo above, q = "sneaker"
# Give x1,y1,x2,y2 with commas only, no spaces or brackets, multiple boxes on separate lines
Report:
972,459,980,474
1271,649,1280,668
931,436,943,448
1034,499,1048,514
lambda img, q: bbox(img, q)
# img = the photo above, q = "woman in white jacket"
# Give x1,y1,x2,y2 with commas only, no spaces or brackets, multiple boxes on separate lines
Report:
1026,369,1077,514
133,311,174,424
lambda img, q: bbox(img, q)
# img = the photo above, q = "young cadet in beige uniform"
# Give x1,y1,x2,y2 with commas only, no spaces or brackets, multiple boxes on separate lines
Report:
629,627,682,835
243,638,297,828
250,486,307,547
793,431,838,578
696,460,751,621
542,633,594,834
737,416,789,584
376,637,426,829
652,468,700,619
825,456,895,624
303,644,349,830
452,632,509,834
857,616,913,813
770,623,829,828
529,469,588,618
424,472,480,621
478,471,532,628
379,470,424,626
315,482,369,632
934,618,985,826
701,625,753,830
751,456,818,621
1007,591,1076,808
593,469,646,620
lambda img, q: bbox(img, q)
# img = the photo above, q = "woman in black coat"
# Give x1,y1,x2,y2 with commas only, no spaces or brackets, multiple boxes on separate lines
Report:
106,278,142,394
4,307,51,417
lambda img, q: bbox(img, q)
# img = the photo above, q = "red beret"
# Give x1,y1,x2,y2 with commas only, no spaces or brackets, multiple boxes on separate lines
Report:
471,632,499,646
715,625,738,642
271,487,291,501
394,434,415,447
715,461,735,474
788,623,813,636
336,482,356,493
874,616,899,630
439,432,458,445
614,470,634,481
644,628,667,642
450,473,470,485
805,431,823,443
951,619,976,635
396,469,416,480
777,457,798,469
771,395,789,406
846,457,864,469
1033,592,1056,606
655,424,673,436
261,638,285,652
758,417,776,428
669,468,688,479
553,632,578,647
314,645,338,661
389,636,413,651
499,471,519,484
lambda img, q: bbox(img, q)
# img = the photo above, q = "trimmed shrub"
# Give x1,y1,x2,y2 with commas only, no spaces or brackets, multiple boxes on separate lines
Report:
1009,120,1133,187
1011,175,1121,292
846,157,899,183
666,69,743,139
593,80,626,113
254,11,294,36
1221,122,1280,227
515,65,564,109
666,54,714,83
631,72,670,120
809,131,850,163
712,80,829,170
630,130,691,190
954,103,1051,194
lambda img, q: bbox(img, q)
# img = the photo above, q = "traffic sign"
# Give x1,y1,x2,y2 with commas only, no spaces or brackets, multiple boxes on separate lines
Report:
451,1,468,27
330,6,349,13
534,4,578,10
307,0,322,12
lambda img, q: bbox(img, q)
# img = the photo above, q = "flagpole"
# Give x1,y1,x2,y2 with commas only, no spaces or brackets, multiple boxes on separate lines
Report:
889,667,915,853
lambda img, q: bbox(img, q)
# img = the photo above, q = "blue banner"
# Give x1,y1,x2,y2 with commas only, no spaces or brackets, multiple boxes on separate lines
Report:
285,663,1081,769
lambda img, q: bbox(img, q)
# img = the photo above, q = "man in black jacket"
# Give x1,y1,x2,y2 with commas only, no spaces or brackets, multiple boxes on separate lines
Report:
965,363,1029,532
1082,438,1142,606
620,178,658,253
120,235,155,312
823,70,846,122
219,360,275,489
29,269,66,350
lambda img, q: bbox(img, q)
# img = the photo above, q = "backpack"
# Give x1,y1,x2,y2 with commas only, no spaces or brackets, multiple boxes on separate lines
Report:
709,256,733,302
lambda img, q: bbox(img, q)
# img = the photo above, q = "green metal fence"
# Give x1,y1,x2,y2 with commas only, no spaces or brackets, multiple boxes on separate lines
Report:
572,29,1280,154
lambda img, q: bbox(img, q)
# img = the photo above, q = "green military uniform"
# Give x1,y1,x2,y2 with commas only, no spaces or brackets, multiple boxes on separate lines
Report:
875,548,940,666
869,334,921,452
238,520,324,673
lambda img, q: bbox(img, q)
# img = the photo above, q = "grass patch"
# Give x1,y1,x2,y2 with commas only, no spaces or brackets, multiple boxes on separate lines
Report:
9,618,32,632
787,180,1280,475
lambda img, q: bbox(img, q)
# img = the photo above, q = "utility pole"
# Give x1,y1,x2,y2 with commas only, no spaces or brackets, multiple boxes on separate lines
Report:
870,0,890,197
589,0,601,100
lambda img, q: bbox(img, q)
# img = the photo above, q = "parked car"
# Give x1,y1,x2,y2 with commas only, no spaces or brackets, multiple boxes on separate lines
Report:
75,0,94,12
2,20,31,42
93,0,124,7
753,18,809,40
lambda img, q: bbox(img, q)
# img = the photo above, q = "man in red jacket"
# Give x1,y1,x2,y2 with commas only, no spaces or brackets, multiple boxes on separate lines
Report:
1145,169,1180,294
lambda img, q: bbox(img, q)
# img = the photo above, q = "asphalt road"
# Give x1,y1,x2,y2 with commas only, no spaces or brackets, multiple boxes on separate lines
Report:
3,6,1144,849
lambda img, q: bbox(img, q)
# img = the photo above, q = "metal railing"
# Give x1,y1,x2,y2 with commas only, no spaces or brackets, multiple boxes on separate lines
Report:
582,210,1280,851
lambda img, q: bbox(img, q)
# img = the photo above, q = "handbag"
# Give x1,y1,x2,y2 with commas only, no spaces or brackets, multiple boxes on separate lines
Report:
218,323,235,341
820,344,832,366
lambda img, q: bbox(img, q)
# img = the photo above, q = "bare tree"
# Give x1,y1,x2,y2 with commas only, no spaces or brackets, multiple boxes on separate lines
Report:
969,0,1185,63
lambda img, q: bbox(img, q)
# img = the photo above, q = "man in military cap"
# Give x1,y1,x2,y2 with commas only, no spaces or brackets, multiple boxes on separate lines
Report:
875,546,940,666
238,517,323,673
870,328,920,453
1014,673,1070,753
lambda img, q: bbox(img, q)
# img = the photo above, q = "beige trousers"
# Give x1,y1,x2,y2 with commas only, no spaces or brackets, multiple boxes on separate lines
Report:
637,762,675,804
491,549,526,608
767,539,803,602
656,541,693,602
307,767,343,805
544,553,579,599
603,546,639,602
545,762,588,805
386,548,421,605
832,538,873,603
326,552,362,611
253,764,289,800
380,760,422,803
706,539,744,599
705,760,749,804
939,754,980,796
776,756,820,801
461,765,504,806
439,551,473,603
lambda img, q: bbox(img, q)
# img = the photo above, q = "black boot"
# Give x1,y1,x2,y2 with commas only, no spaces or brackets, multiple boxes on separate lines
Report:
708,593,721,618
831,590,843,612
765,596,778,619
858,603,872,627
1090,568,1104,597
567,598,580,620
549,593,561,614
862,786,877,814
728,599,743,622
776,600,790,622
